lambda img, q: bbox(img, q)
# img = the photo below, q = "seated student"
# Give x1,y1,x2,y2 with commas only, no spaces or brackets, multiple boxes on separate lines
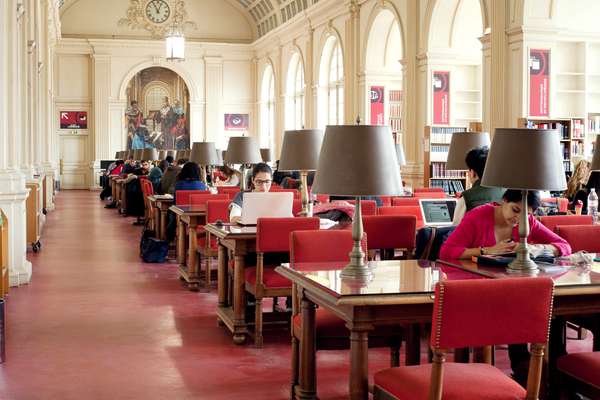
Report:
160,158,183,195
440,189,571,261
173,162,208,203
148,160,168,193
573,170,600,214
565,159,590,207
214,165,241,186
229,163,272,224
452,146,505,224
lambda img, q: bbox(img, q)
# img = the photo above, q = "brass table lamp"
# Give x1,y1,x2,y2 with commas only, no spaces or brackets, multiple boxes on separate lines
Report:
190,142,219,183
224,137,262,191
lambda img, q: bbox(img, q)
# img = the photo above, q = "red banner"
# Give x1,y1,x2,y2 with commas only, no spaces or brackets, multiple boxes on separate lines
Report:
433,71,450,125
370,86,384,125
529,49,550,117
224,114,249,131
60,111,87,129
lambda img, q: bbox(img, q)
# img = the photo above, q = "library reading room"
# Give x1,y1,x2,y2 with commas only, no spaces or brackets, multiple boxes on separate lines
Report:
2,0,600,399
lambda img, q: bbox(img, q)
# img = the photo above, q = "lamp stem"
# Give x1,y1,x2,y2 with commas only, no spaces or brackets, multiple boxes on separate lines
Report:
299,171,310,217
340,196,371,279
200,166,207,185
240,164,247,191
508,189,538,273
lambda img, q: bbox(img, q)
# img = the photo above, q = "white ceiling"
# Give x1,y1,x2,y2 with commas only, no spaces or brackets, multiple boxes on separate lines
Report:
59,0,321,38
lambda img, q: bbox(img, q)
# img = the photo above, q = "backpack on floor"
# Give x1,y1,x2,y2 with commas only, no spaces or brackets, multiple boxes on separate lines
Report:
139,228,168,263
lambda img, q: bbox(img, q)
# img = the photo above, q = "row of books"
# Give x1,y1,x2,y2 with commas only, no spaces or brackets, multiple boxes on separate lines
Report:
526,121,569,139
389,118,402,132
563,160,572,172
589,115,600,133
572,119,584,139
430,144,450,153
430,127,467,143
389,103,402,117
430,179,465,194
431,162,467,178
571,140,585,157
389,90,403,102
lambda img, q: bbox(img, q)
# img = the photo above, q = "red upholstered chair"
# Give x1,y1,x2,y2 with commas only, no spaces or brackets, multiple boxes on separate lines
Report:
392,197,420,206
414,187,445,193
315,194,329,204
140,179,155,229
539,215,593,233
373,277,555,400
362,215,417,260
245,217,320,347
541,197,569,213
378,206,424,229
197,200,230,287
557,351,600,399
289,230,402,396
292,199,302,216
270,187,300,199
380,196,393,207
414,191,447,199
175,190,210,206
555,224,600,252
346,199,377,216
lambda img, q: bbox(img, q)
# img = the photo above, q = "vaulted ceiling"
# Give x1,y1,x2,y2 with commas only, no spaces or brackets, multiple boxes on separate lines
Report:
59,0,320,38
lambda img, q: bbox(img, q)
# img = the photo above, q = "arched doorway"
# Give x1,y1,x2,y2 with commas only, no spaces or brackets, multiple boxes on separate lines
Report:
125,67,190,150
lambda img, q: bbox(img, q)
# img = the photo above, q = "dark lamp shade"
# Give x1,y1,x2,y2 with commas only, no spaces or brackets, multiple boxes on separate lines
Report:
278,129,324,171
312,125,403,196
127,150,135,159
142,148,158,161
481,128,566,191
224,137,262,164
190,142,219,165
592,135,600,171
446,132,491,170
133,149,143,161
158,150,166,160
166,150,176,158
114,151,120,159
260,148,273,162
395,143,407,166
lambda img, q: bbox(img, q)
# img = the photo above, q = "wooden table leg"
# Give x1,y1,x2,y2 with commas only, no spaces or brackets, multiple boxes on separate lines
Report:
232,253,247,345
159,208,167,241
406,324,421,366
153,207,160,236
186,221,199,291
176,216,185,265
296,296,317,400
546,317,567,400
349,325,370,400
217,243,228,307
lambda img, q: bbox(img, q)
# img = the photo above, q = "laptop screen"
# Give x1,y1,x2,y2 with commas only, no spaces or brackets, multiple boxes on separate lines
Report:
420,199,456,225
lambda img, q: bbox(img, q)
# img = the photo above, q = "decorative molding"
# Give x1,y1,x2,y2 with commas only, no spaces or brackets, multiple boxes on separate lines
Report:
118,0,197,39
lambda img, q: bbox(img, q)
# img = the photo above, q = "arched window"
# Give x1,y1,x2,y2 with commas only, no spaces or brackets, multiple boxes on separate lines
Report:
260,64,275,148
318,36,344,128
285,53,305,130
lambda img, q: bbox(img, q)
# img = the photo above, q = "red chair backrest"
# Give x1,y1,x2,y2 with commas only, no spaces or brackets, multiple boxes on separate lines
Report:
362,215,417,250
414,191,446,198
392,197,420,207
555,225,600,252
315,194,329,203
378,205,423,221
292,199,302,216
290,230,367,267
216,187,240,199
206,200,230,224
379,196,392,207
431,277,554,350
141,180,154,196
189,193,229,206
541,197,569,213
256,217,320,253
414,187,444,193
269,188,300,199
175,190,210,205
346,200,377,216
539,215,593,233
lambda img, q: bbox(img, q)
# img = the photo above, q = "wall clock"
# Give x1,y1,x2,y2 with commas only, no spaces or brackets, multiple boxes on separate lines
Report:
145,0,170,24
119,0,196,39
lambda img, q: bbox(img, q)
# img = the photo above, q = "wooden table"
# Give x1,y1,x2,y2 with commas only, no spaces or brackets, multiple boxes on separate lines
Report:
148,195,173,240
204,223,257,345
276,259,600,400
116,178,127,214
169,204,207,291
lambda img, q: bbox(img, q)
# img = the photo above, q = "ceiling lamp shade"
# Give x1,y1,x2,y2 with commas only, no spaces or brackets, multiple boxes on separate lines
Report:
446,132,491,170
260,148,273,163
133,149,144,161
482,129,566,191
592,135,600,170
312,125,403,196
190,142,219,165
142,148,158,161
395,143,407,167
224,137,262,165
278,129,324,172
165,24,185,61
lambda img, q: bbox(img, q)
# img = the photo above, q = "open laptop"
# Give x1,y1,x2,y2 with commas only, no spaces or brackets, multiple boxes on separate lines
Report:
418,198,457,227
238,192,294,225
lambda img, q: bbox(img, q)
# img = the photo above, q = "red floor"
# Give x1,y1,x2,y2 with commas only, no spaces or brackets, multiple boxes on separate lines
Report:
0,191,593,399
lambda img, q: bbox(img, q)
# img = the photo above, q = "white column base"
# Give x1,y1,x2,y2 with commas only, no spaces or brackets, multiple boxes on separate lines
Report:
89,160,101,190
42,163,57,211
0,169,33,286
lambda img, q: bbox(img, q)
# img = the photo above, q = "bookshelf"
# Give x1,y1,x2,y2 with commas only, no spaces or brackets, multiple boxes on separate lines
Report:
388,89,402,135
453,65,482,126
517,117,585,173
423,125,468,195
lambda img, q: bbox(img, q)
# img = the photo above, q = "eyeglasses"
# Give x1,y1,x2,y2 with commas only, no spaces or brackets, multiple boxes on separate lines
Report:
254,179,272,186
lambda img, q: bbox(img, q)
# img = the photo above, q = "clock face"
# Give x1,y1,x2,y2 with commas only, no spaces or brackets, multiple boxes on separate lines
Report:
145,0,170,24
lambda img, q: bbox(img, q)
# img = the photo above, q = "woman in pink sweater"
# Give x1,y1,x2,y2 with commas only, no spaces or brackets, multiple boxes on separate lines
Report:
440,189,571,261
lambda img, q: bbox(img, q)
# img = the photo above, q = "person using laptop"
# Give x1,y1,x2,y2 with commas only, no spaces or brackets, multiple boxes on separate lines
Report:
452,146,505,224
229,163,273,224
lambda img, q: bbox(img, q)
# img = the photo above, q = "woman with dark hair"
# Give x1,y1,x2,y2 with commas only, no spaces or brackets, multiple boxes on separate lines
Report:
440,189,571,260
573,171,600,214
173,162,208,203
229,163,273,224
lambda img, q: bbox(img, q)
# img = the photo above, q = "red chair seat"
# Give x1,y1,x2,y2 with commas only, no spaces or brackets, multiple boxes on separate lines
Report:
374,363,526,400
557,352,600,388
244,266,291,288
197,235,217,250
292,308,348,337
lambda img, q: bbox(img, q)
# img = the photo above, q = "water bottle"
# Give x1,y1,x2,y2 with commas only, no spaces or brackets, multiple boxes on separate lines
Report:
588,188,598,224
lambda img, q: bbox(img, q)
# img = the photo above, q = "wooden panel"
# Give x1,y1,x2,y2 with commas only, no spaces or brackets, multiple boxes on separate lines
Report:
59,135,89,189
25,183,40,245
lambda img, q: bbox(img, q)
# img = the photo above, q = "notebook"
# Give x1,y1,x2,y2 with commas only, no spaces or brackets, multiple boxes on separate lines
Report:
238,192,294,225
418,198,457,227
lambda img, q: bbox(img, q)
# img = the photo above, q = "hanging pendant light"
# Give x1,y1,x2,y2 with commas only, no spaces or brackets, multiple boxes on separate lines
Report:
165,23,185,62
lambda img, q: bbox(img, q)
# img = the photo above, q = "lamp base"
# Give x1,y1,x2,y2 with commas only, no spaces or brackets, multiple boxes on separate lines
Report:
340,261,372,280
507,245,539,275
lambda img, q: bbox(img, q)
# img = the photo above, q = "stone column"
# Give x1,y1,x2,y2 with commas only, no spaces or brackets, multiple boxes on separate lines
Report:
0,0,33,286
91,53,111,189
303,28,315,128
343,0,360,123
274,45,285,154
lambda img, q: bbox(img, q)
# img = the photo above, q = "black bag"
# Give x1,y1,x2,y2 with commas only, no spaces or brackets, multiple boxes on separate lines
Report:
415,226,456,261
140,228,168,263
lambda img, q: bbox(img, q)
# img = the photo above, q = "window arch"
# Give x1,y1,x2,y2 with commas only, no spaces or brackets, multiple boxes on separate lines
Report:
285,52,305,130
318,35,344,129
260,64,275,149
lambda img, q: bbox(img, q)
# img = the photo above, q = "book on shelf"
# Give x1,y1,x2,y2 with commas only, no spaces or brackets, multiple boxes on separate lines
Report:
524,120,569,139
589,115,600,133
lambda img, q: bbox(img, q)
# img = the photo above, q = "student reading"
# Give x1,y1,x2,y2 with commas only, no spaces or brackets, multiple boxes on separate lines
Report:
229,163,273,223
440,189,571,260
